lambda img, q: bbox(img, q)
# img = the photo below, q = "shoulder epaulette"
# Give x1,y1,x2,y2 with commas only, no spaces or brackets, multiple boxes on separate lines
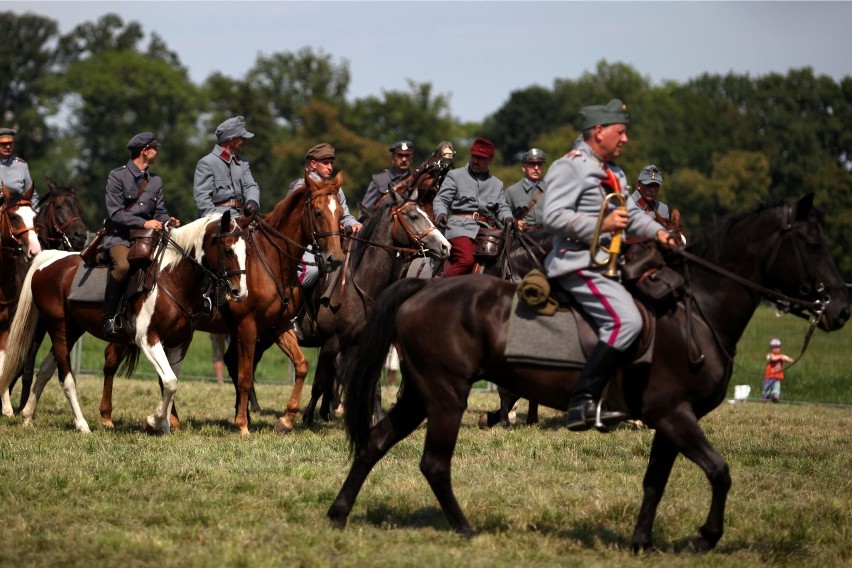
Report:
14,156,26,164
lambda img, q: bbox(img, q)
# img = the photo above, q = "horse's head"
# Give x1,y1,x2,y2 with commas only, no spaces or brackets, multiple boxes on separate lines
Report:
768,194,850,331
203,211,248,303
408,153,452,214
1,183,41,259
304,171,345,274
387,190,450,260
36,179,89,251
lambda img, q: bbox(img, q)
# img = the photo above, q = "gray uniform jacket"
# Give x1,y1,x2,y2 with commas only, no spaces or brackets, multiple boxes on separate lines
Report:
104,160,170,250
629,191,670,220
287,172,359,229
359,168,412,220
504,177,546,226
194,145,260,218
543,141,664,277
0,155,38,208
432,164,512,240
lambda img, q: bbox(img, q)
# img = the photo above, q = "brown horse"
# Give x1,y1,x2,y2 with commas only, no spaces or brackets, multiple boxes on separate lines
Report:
296,190,450,424
0,185,41,415
328,195,849,551
0,213,247,433
88,173,346,434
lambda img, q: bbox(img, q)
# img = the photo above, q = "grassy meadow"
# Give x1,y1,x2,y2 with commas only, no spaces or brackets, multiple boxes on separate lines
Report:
1,303,850,567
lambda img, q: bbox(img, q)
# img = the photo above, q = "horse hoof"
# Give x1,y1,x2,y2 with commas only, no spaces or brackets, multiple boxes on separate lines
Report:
274,419,293,435
75,422,92,433
101,419,115,429
477,413,490,429
507,409,517,425
688,536,713,553
141,416,166,436
168,416,181,431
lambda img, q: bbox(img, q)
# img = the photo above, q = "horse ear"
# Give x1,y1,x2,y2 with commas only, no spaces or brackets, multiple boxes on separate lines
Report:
334,171,344,187
23,185,34,200
1,182,8,200
221,210,232,231
389,187,404,206
45,177,57,191
795,193,815,222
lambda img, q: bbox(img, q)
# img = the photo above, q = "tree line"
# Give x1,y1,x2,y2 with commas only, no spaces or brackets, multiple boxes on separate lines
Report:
4,11,851,279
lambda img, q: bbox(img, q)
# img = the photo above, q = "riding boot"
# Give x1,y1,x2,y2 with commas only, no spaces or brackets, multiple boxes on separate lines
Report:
102,274,127,340
566,341,628,432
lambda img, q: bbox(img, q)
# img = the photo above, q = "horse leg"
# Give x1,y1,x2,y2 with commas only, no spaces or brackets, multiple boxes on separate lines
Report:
632,414,731,553
50,324,91,433
139,341,180,435
100,342,126,428
328,384,427,529
478,387,519,429
304,342,335,425
420,401,474,536
20,350,57,426
273,329,308,434
233,322,259,435
526,401,539,425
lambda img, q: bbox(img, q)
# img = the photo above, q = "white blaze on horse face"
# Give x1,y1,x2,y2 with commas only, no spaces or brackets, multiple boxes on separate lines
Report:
327,195,338,218
17,205,41,258
416,206,451,259
231,227,248,302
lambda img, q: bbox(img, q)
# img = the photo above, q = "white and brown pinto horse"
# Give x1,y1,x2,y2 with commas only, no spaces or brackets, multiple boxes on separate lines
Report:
0,184,41,416
0,213,247,433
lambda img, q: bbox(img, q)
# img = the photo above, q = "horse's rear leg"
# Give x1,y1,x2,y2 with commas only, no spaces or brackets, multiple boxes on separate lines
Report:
17,324,46,411
20,349,57,426
328,385,427,529
274,329,308,434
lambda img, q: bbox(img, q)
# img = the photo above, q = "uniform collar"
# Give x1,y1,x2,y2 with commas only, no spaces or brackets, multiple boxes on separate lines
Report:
0,155,14,166
214,144,240,164
126,160,147,179
523,178,541,192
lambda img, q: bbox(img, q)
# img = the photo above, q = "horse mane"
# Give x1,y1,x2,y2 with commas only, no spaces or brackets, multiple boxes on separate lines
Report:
264,184,307,229
350,199,394,267
160,214,223,271
685,199,787,264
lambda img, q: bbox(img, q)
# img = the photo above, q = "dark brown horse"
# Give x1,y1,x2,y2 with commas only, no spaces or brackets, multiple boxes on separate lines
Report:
328,195,849,551
0,185,41,416
298,190,450,424
0,213,247,433
35,179,89,252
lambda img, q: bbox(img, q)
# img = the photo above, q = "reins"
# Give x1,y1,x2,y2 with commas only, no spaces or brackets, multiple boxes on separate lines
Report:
674,214,830,372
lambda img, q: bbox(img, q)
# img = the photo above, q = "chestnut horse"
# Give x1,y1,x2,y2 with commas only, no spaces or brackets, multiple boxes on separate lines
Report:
0,213,247,433
328,195,849,552
0,185,41,416
85,173,346,434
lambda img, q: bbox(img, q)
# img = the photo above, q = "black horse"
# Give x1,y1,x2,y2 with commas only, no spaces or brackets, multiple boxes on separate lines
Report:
328,195,849,552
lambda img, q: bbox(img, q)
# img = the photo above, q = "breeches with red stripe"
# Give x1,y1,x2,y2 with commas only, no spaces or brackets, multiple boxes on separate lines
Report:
556,269,642,351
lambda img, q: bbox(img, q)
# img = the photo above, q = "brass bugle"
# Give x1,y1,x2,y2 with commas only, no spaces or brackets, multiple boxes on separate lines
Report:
589,192,627,278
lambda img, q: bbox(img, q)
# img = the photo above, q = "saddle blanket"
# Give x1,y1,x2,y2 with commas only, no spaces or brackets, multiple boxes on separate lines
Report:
504,296,655,368
505,296,586,368
68,264,108,303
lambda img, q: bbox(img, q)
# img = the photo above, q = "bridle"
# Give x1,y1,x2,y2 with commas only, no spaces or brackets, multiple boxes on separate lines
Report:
677,206,832,369
0,198,37,257
36,193,85,251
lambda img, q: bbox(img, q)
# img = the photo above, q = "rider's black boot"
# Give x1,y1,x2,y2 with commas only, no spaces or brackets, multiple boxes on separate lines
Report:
566,341,628,432
102,274,126,340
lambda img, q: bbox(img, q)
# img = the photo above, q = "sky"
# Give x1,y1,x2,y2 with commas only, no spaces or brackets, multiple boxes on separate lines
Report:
6,1,852,123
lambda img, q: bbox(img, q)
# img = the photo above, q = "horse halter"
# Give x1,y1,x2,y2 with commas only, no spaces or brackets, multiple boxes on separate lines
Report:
390,200,442,256
0,198,37,255
37,196,85,251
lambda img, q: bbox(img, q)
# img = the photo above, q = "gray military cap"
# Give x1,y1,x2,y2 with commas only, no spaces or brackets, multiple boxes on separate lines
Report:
389,140,414,154
126,132,158,150
305,143,336,161
0,128,17,142
580,98,629,130
522,148,547,163
215,116,255,144
638,164,663,185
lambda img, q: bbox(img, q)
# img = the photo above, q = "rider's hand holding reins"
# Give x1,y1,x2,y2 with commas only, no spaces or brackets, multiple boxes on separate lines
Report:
655,229,679,250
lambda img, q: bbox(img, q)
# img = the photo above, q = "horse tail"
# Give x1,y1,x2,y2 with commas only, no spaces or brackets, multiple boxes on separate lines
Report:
342,277,430,456
0,250,66,393
117,344,141,379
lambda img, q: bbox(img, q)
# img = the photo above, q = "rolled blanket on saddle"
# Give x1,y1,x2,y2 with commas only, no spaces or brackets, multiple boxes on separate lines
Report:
516,268,558,316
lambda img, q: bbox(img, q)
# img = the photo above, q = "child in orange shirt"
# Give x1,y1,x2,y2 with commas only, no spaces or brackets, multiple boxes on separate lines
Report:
762,338,794,403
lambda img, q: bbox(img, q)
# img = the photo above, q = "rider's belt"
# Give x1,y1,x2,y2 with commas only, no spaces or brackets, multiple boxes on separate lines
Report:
215,199,243,209
452,210,493,223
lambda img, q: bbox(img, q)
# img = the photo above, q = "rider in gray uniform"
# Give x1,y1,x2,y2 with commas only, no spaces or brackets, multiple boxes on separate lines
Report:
543,99,676,431
0,127,38,208
630,164,670,222
359,140,414,221
194,116,261,219
504,148,548,228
